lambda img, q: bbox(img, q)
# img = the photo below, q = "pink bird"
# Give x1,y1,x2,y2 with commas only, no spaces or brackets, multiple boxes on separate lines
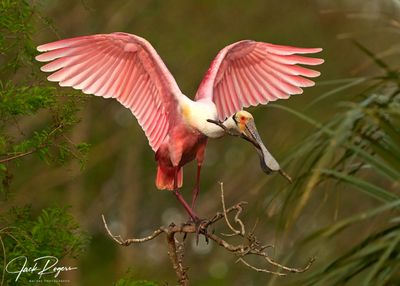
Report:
36,32,323,222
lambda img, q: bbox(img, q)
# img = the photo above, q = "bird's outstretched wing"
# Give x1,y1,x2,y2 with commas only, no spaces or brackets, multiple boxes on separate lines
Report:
195,40,324,121
36,32,183,152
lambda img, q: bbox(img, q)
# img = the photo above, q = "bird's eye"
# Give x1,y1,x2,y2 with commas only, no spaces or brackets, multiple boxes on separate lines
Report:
240,116,246,121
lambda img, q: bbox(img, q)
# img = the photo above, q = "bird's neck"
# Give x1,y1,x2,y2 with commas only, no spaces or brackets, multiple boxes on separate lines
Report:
178,98,227,138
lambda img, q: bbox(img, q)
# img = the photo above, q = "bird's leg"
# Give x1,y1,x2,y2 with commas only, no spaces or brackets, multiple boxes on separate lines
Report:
172,167,208,244
174,190,199,221
190,164,202,209
172,167,199,221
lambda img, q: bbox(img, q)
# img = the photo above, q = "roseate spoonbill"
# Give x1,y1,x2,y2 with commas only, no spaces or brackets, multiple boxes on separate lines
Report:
36,32,323,221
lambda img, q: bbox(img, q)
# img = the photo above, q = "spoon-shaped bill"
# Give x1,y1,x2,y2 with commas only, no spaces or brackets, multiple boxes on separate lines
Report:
242,120,293,183
243,120,280,173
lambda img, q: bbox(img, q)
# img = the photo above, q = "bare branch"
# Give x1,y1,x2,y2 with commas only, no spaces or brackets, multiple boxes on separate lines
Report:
166,231,188,285
257,253,315,273
0,149,37,164
219,182,244,236
236,258,286,276
232,200,246,235
101,214,163,245
102,184,314,285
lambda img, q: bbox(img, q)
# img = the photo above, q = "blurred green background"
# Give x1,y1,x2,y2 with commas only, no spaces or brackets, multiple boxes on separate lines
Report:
1,0,400,285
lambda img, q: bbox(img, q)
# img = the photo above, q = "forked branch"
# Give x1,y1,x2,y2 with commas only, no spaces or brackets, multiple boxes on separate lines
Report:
102,184,314,285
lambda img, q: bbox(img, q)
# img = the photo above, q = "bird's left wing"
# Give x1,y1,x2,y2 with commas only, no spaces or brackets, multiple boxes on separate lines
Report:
36,32,183,152
195,40,324,121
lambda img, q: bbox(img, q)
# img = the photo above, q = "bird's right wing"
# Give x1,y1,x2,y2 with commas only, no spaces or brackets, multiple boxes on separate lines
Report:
195,40,324,121
36,32,184,152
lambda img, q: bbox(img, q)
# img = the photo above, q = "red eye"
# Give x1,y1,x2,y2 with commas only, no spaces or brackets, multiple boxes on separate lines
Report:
240,116,245,121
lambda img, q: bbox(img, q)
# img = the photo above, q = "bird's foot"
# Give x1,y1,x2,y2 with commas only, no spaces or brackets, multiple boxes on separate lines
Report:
189,217,209,245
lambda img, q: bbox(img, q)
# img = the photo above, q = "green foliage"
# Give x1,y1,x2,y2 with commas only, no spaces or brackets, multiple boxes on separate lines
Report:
0,206,89,285
0,85,88,193
280,92,399,215
0,1,90,285
0,0,88,193
2,1,400,285
300,221,400,286
278,53,400,218
268,42,400,285
0,83,56,118
0,0,37,73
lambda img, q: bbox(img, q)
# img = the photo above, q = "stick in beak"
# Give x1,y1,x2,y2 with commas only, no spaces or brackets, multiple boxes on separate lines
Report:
206,113,292,183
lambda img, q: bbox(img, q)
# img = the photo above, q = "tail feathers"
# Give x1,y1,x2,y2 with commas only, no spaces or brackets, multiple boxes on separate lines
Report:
156,165,183,190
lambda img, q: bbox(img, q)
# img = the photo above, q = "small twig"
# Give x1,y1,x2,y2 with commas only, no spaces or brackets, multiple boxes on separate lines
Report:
279,169,293,184
207,201,248,226
0,149,37,164
101,215,163,245
0,124,64,164
206,232,248,253
207,119,261,149
233,202,246,235
250,218,259,235
256,252,315,273
220,182,243,236
236,258,286,276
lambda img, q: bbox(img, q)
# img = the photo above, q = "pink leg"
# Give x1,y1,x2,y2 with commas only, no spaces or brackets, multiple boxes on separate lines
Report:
191,164,202,209
174,165,208,244
173,167,198,221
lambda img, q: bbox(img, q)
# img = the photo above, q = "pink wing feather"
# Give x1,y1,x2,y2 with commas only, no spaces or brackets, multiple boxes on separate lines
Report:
195,40,324,121
36,32,183,152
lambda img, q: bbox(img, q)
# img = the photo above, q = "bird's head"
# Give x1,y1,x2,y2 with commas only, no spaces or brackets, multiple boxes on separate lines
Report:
229,110,283,177
232,110,254,134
